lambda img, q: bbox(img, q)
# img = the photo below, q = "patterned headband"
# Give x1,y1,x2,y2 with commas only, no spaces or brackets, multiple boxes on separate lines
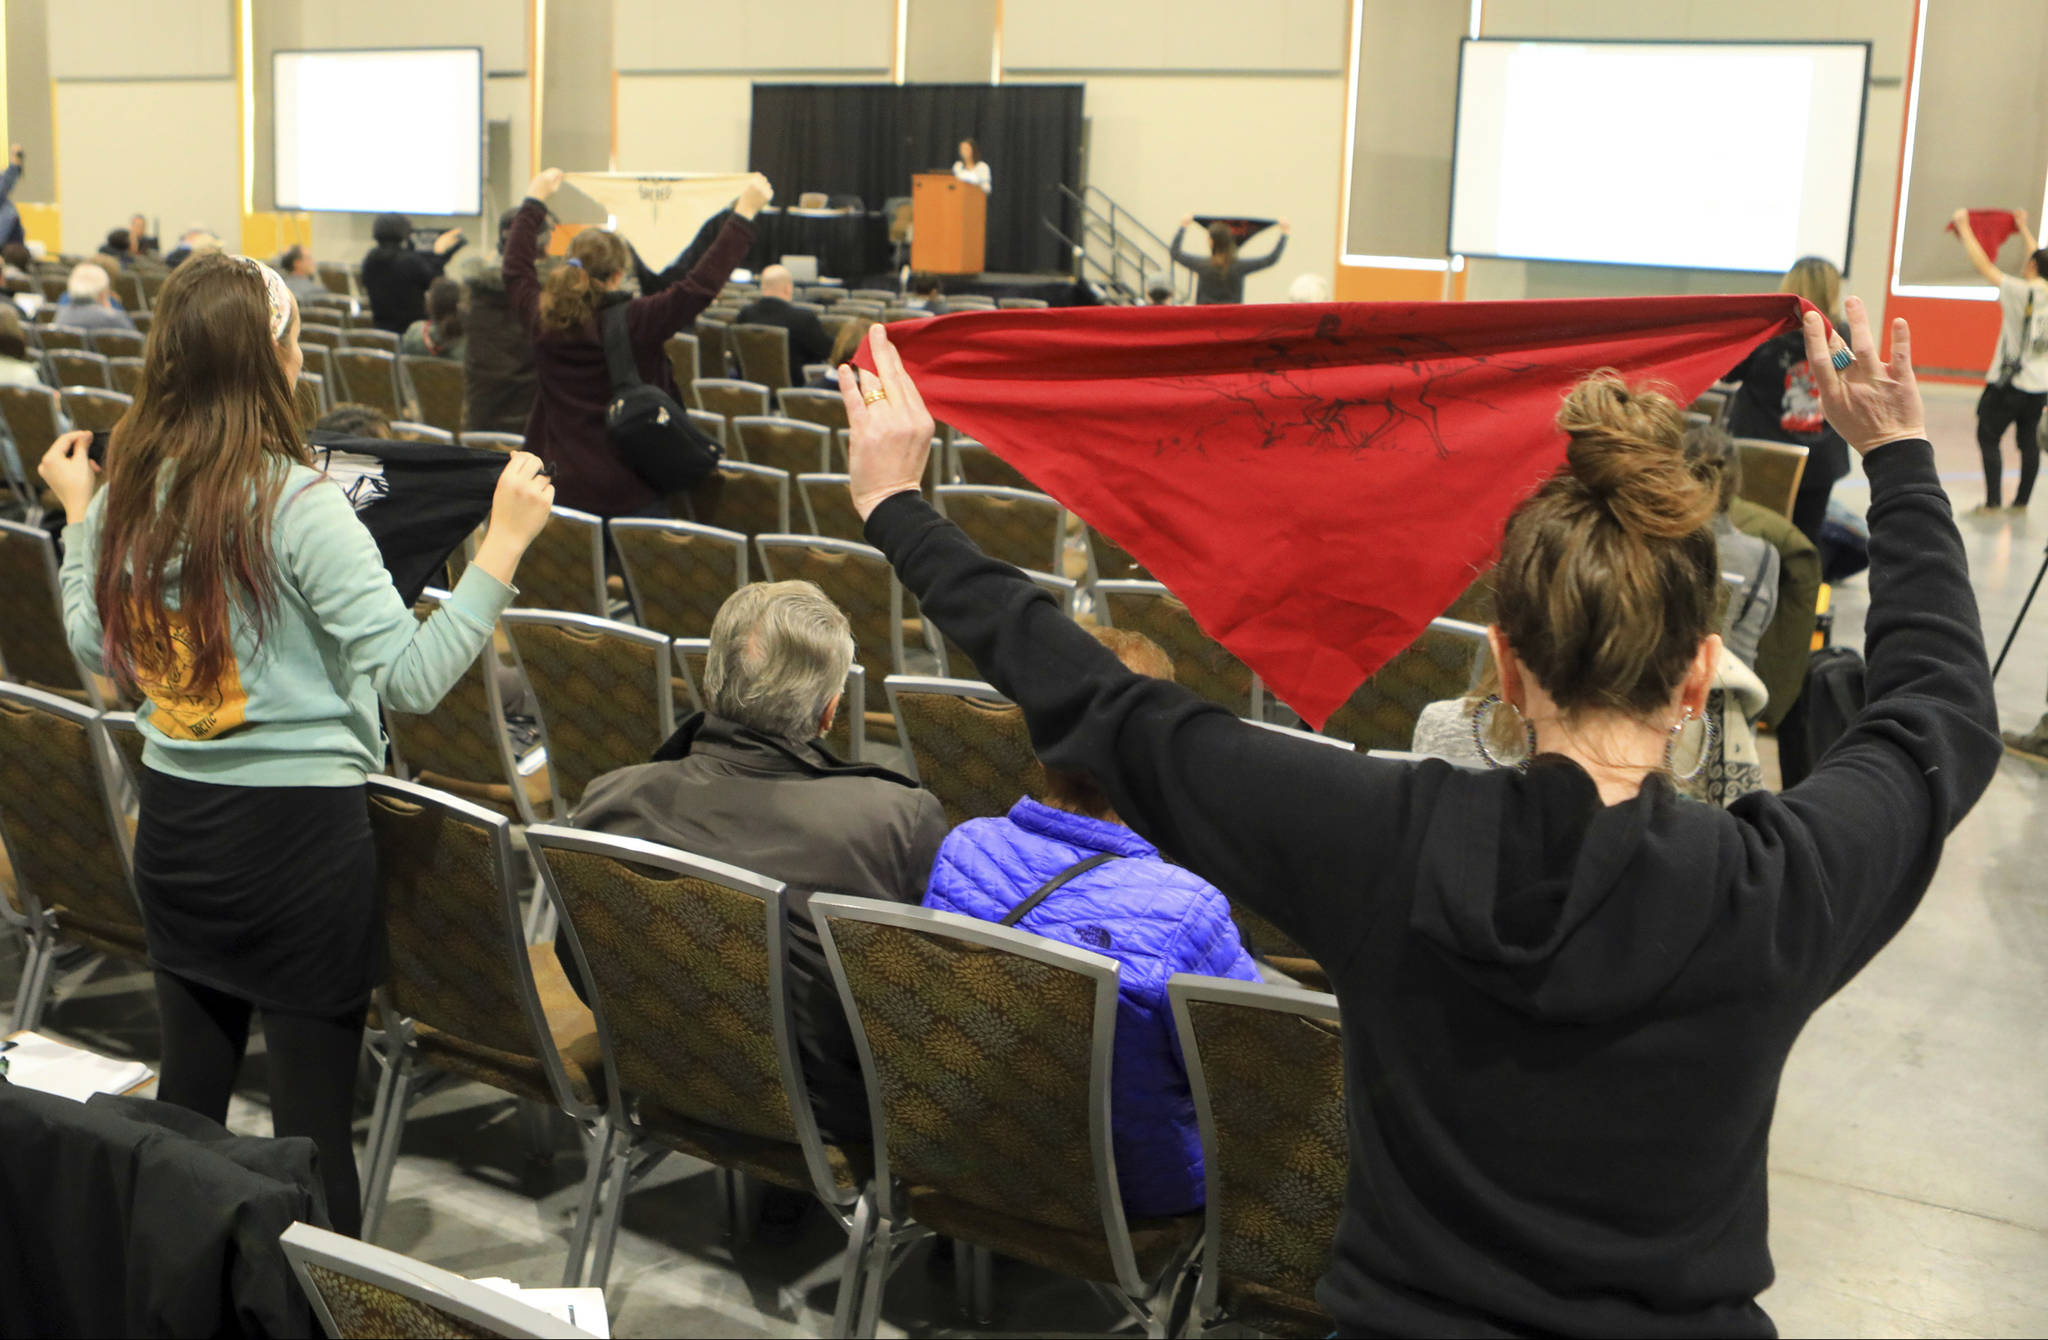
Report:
232,255,295,342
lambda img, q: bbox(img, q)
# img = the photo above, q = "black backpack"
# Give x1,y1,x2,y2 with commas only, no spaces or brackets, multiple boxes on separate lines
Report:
1776,645,1867,787
600,301,721,493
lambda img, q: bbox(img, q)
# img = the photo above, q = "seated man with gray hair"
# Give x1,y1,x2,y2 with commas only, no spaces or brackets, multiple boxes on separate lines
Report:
556,580,945,1147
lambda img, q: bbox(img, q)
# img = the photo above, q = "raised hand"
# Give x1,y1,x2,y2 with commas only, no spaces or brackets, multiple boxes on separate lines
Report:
1801,295,1924,455
840,324,935,521
38,430,99,523
737,173,774,219
527,168,564,202
432,228,465,254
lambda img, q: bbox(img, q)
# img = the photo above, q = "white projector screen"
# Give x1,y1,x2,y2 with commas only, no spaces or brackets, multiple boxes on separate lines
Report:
274,48,483,215
1449,40,1870,273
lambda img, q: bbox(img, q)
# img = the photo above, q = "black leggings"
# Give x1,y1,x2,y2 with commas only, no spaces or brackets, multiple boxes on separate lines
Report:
155,971,368,1238
1977,383,2045,508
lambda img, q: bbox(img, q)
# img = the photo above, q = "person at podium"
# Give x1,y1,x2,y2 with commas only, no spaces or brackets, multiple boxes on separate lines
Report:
952,138,992,195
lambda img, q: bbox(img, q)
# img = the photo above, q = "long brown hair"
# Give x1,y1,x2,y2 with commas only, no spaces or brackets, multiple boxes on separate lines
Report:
538,228,629,335
1779,256,1841,320
1493,372,1718,717
1207,222,1238,272
94,253,308,698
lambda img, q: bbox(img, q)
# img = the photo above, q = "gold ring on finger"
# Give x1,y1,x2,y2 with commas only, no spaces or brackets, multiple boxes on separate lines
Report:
863,388,888,405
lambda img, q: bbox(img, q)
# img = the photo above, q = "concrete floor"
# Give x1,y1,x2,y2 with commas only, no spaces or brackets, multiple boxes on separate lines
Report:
6,384,2045,1337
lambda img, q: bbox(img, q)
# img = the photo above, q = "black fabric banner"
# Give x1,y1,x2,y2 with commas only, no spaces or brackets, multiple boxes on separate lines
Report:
747,83,1084,276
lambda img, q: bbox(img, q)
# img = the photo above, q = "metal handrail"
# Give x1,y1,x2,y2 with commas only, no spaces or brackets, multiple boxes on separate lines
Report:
1048,183,1172,303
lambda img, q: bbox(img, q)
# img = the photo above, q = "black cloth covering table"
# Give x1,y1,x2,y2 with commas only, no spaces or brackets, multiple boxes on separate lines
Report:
746,209,890,284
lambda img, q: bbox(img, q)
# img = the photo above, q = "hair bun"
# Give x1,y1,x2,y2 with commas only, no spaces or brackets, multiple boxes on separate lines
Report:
1555,371,1715,539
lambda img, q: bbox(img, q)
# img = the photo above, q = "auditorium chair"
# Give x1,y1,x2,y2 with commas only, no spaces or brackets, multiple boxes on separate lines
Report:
1169,975,1346,1337
316,262,355,296
46,350,109,389
299,343,339,393
927,573,1078,680
778,386,850,432
512,506,610,617
501,612,675,817
733,415,832,476
885,675,1047,827
35,275,65,305
2,383,69,467
686,408,726,449
92,329,144,359
297,322,344,351
1690,388,1731,427
934,485,1066,578
400,356,465,437
292,373,326,432
881,307,923,324
1318,617,1489,753
335,348,407,421
1097,580,1263,718
106,356,145,396
282,1222,589,1339
0,522,96,702
851,288,895,304
798,473,866,544
949,441,1038,492
755,533,923,742
998,297,1049,310
1732,439,1809,520
664,332,701,391
58,387,129,434
383,589,552,826
693,377,772,445
138,270,170,308
461,431,523,453
814,895,1203,1337
0,683,149,1032
345,327,402,355
524,828,876,1306
609,518,749,642
106,271,144,313
945,294,996,311
358,776,609,1268
702,460,791,539
1086,527,1144,583
389,422,454,445
834,300,886,319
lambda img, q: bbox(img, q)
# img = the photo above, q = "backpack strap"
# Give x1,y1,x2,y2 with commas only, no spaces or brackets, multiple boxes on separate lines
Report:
999,853,1120,928
599,300,643,395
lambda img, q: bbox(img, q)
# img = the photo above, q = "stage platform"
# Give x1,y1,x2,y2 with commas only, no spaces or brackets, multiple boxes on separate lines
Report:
853,270,1099,307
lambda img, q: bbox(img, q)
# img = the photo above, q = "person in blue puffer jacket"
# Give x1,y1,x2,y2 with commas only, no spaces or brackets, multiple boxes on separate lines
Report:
922,626,1259,1218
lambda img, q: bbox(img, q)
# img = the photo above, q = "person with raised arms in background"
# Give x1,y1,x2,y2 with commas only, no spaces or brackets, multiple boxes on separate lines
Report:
1952,206,2047,515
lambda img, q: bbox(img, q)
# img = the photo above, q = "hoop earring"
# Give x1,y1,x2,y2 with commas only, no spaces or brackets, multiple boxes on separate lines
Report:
1472,694,1536,771
1665,707,1719,783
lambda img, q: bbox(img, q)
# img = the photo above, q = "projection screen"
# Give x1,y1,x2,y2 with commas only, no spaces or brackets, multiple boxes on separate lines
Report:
274,48,483,216
1449,40,1870,273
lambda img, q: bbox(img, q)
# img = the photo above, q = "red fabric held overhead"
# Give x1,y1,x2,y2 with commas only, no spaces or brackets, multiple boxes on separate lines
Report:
1944,209,2020,258
859,295,1807,729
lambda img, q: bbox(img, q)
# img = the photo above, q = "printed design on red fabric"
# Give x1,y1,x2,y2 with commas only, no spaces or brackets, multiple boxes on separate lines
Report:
1944,209,2020,258
861,295,1806,728
1779,359,1825,436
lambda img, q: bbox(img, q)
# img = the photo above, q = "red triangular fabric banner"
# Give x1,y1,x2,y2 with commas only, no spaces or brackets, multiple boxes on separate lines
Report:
1944,208,2020,258
859,295,1806,728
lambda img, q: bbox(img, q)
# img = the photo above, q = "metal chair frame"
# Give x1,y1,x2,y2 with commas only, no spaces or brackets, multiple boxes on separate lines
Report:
281,1221,587,1339
498,611,676,819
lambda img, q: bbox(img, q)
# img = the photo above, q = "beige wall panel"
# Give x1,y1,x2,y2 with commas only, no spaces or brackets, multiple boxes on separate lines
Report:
49,0,230,79
613,0,893,74
57,78,238,255
1345,0,1465,258
1004,0,1346,72
907,0,996,83
296,0,526,73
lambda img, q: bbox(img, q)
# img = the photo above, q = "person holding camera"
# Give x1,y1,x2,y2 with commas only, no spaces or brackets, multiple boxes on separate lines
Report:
361,212,466,334
1953,206,2046,514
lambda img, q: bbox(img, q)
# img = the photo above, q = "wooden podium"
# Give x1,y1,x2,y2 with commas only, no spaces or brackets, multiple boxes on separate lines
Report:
910,171,985,274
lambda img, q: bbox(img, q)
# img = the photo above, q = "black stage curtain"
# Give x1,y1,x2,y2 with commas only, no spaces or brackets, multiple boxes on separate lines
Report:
748,83,1083,275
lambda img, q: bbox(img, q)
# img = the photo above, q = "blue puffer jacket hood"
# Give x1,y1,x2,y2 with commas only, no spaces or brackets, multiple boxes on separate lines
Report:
923,797,1258,1218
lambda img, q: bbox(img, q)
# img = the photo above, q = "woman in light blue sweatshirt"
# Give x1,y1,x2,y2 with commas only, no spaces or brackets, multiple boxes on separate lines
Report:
39,253,555,1237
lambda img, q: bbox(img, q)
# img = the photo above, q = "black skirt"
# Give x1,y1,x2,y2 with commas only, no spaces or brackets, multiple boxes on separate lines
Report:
134,768,380,1017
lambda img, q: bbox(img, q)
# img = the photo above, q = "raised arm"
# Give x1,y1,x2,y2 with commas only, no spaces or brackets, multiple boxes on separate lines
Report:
1952,208,2006,286
844,326,1407,965
1168,222,1203,271
503,171,559,327
1235,221,1290,276
1767,300,2001,998
0,146,23,207
625,173,771,344
2016,207,2038,257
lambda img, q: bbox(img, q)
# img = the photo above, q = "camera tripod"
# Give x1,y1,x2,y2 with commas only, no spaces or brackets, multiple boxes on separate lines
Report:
1992,538,2048,680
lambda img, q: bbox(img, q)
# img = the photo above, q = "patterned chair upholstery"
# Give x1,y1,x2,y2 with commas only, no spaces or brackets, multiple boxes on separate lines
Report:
0,386,62,476
730,323,794,391
0,684,147,1032
1733,439,1810,520
700,461,790,539
94,328,144,360
401,356,466,437
526,829,872,1295
502,613,674,816
33,326,86,352
950,442,1038,492
886,676,1046,828
360,778,607,1253
1169,977,1346,1338
107,357,145,396
814,897,1202,1336
335,348,406,420
347,328,403,354
734,415,832,476
1088,527,1144,583
47,351,110,389
797,473,866,543
936,485,1064,576
1319,618,1487,753
1097,581,1258,717
511,507,609,616
693,318,732,380
755,535,914,739
694,378,771,445
296,322,344,351
384,592,551,824
610,519,747,642
664,332,701,393
282,1222,587,1339
779,386,849,432
0,521,102,702
292,375,323,432
1443,569,1495,625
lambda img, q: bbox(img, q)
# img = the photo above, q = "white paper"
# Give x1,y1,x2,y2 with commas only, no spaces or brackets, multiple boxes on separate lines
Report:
564,173,756,272
472,1278,610,1338
3,1032,153,1103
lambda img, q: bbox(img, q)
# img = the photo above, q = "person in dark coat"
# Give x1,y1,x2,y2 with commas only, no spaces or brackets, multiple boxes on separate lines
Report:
555,579,946,1143
736,263,833,367
836,308,1999,1338
361,212,465,334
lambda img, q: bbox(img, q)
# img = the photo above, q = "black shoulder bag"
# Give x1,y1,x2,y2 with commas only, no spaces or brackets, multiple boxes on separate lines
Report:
600,301,722,493
999,853,1120,928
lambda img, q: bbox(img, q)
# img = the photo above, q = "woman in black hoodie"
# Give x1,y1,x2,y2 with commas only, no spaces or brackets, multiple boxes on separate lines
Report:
836,307,1999,1338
